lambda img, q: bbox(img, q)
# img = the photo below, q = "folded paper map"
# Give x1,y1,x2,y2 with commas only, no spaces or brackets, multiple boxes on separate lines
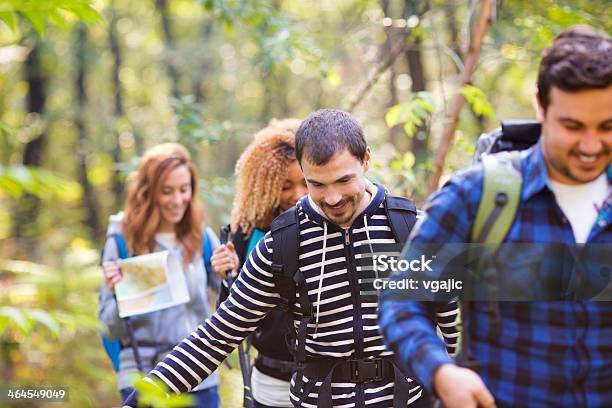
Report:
115,251,190,317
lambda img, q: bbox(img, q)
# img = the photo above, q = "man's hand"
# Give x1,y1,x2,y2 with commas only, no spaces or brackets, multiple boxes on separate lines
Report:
433,364,496,408
210,242,239,279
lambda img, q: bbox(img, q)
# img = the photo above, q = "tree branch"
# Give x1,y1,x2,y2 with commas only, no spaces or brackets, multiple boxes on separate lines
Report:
427,0,495,194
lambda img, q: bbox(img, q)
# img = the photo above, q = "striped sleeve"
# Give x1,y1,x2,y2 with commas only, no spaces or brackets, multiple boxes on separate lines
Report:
436,300,460,357
124,232,280,407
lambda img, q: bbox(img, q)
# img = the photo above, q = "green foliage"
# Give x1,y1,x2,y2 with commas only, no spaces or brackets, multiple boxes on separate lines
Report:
0,0,103,35
0,1,608,405
170,96,232,155
385,92,435,138
0,247,115,406
512,3,602,50
199,176,234,225
460,84,495,120
0,165,82,201
0,306,60,337
134,376,195,408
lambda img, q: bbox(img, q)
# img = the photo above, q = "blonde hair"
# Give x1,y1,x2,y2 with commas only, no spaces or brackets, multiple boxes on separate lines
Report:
231,119,301,237
122,143,203,262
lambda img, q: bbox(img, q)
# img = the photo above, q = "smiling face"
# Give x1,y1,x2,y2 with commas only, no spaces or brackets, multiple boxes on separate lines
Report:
279,160,308,212
538,86,612,184
301,147,371,227
156,164,193,232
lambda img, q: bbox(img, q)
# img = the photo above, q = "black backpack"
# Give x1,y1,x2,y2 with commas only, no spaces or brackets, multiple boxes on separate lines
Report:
268,195,417,399
473,119,541,163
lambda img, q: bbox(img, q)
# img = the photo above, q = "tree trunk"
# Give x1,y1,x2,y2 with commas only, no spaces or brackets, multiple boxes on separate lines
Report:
22,44,45,167
193,18,213,104
427,0,494,194
12,39,47,245
108,1,125,208
155,0,181,99
75,23,101,238
405,34,428,164
381,0,402,147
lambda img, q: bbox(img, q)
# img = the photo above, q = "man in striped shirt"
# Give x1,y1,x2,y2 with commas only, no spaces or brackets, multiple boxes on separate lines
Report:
123,109,458,408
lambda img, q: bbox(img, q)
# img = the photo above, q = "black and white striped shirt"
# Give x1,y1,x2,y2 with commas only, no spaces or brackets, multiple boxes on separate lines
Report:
125,185,458,407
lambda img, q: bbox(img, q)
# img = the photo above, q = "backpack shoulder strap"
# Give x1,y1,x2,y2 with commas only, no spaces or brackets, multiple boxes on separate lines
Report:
472,151,522,249
102,233,129,373
384,195,418,243
271,206,312,394
110,233,130,259
231,226,250,269
270,207,301,305
202,227,213,270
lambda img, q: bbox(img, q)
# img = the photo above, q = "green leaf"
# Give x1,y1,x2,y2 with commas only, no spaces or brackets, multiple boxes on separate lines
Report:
0,306,30,335
0,11,18,31
135,376,195,408
27,309,61,337
459,84,495,119
0,174,22,198
21,11,45,34
403,152,416,169
0,165,82,202
386,92,435,137
385,105,402,128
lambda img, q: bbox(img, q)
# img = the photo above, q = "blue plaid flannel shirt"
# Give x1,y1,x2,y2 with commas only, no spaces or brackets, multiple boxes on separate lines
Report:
380,143,612,407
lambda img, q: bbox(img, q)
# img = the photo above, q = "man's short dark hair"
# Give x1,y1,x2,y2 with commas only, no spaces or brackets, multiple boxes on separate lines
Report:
537,25,612,111
295,109,367,166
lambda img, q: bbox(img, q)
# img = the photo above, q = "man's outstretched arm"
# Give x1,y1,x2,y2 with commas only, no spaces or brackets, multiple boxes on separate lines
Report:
124,233,281,407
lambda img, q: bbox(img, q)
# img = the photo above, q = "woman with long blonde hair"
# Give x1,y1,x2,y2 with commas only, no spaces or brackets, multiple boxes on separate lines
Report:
211,119,307,408
99,143,220,407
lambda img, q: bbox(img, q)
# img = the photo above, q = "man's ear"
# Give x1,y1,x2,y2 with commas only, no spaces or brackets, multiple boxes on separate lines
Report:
363,146,371,172
535,91,545,122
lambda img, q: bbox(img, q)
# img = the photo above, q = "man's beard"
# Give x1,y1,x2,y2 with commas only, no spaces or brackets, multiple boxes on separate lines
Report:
319,194,360,226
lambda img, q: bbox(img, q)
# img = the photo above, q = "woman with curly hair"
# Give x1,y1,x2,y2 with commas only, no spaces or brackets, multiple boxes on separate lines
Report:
211,119,307,408
99,143,221,407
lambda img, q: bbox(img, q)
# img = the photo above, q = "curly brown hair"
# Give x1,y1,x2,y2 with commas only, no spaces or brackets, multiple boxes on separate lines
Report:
231,119,301,237
122,143,203,263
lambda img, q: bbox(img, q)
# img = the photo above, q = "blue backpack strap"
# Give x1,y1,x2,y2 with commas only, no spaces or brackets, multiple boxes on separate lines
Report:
102,233,130,373
111,233,130,259
102,335,121,372
202,227,213,271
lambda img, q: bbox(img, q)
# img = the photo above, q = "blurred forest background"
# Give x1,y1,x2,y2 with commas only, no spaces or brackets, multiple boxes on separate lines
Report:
0,0,609,406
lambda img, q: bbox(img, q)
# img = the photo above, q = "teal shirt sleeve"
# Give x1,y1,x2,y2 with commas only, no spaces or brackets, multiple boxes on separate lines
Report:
247,228,266,257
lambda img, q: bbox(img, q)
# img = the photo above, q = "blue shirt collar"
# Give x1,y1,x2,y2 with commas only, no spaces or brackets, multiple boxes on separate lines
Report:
521,143,549,201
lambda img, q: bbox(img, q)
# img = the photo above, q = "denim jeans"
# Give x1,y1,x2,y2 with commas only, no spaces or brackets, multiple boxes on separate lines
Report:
120,385,219,408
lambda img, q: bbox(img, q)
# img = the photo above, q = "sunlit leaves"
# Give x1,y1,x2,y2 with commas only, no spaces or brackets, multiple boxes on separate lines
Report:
0,307,60,337
385,91,435,137
0,0,103,36
0,165,82,201
511,4,601,50
134,376,195,408
459,84,495,119
170,96,232,156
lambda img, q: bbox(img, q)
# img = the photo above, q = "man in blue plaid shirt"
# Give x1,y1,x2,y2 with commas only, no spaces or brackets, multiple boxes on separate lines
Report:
380,26,611,408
